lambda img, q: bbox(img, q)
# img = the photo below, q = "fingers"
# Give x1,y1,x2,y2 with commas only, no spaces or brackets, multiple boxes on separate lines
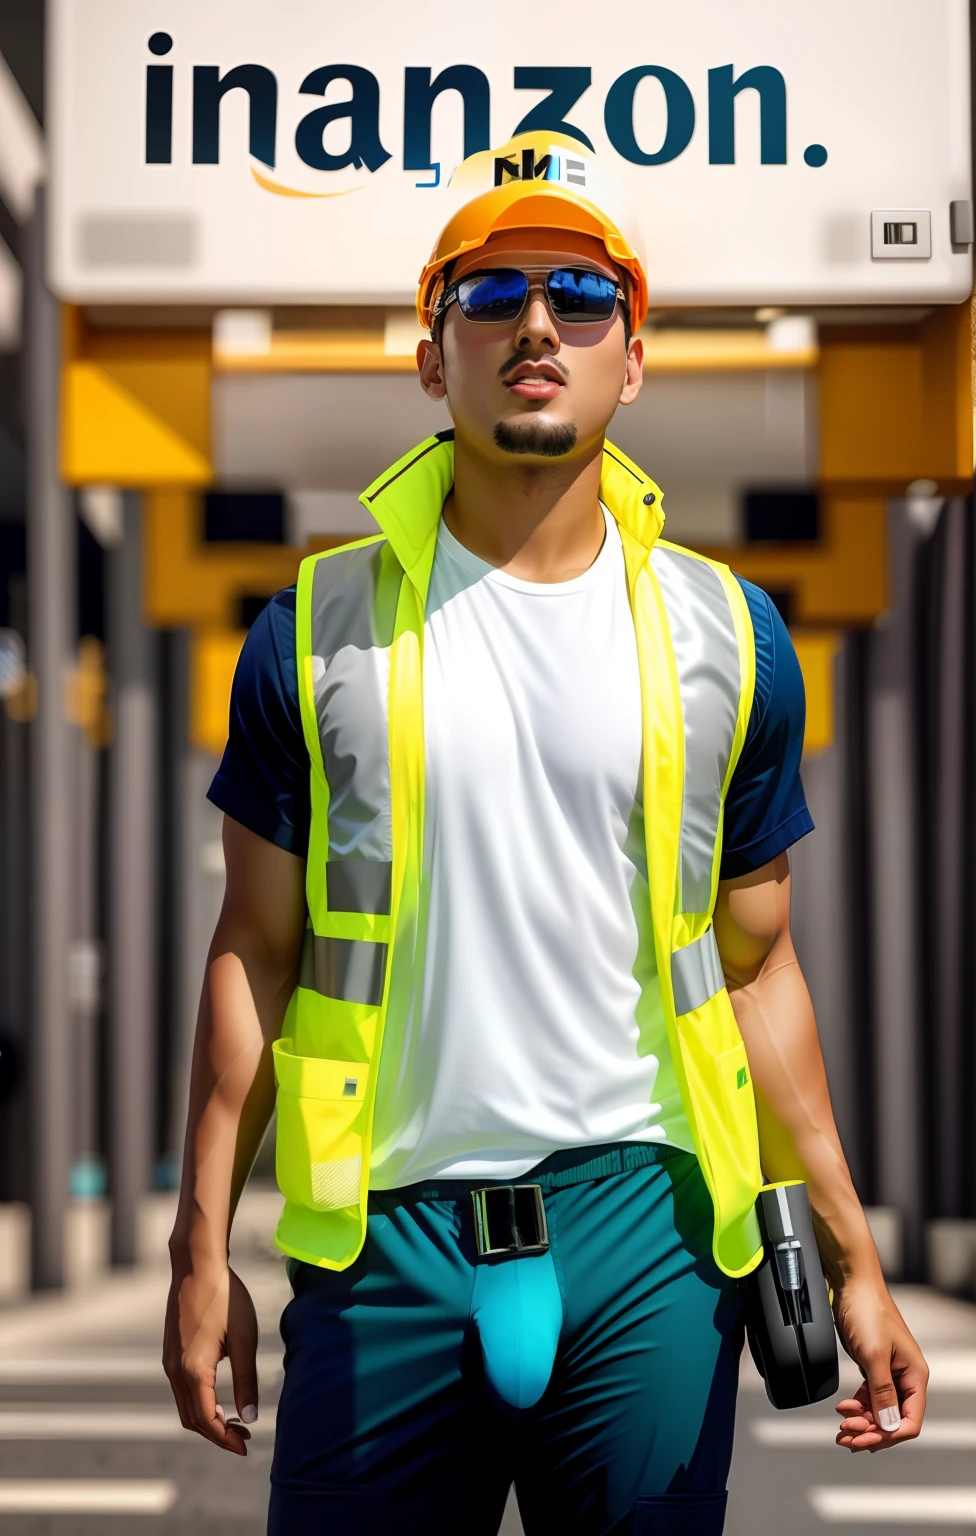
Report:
889,1350,928,1442
865,1352,902,1437
187,1371,252,1455
165,1354,250,1456
834,1347,928,1453
227,1338,260,1428
227,1266,261,1427
163,1266,262,1458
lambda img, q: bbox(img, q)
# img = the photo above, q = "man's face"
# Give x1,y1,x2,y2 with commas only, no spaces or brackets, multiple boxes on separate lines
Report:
418,229,643,463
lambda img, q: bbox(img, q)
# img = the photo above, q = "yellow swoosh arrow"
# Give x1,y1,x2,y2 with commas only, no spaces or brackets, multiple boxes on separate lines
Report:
250,165,364,199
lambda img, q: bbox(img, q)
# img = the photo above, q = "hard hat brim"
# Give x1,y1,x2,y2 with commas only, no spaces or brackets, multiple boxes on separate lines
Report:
417,180,648,333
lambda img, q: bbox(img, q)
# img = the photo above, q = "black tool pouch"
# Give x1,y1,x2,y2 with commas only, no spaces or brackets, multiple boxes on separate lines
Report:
742,1181,839,1409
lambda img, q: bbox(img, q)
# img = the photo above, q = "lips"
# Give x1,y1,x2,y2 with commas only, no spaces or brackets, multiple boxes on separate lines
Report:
505,362,565,400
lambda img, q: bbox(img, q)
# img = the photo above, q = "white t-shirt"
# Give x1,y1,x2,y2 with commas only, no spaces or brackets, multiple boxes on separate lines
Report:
370,508,693,1187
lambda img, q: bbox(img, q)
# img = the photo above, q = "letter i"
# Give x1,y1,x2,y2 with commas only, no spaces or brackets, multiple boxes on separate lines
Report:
146,32,173,163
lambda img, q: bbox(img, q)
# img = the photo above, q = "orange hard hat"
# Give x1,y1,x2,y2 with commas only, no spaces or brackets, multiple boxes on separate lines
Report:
416,131,648,332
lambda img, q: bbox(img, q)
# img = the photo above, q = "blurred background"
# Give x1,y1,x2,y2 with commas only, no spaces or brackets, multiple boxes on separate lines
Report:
1,2,976,1531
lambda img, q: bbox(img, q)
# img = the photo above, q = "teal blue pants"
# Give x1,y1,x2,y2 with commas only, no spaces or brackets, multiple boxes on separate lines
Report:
269,1145,743,1535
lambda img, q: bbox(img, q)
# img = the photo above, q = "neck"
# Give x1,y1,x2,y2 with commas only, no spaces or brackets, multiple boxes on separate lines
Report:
442,431,606,583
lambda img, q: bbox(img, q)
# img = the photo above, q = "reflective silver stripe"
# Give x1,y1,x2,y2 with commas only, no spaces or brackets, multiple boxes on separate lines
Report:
651,548,741,914
311,544,400,866
671,926,725,1016
300,930,388,1007
325,859,392,916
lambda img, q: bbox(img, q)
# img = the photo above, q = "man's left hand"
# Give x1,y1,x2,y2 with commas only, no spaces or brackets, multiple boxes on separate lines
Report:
832,1274,928,1452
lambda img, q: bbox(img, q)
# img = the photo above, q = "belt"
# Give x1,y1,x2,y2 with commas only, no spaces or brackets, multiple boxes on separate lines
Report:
368,1139,688,1213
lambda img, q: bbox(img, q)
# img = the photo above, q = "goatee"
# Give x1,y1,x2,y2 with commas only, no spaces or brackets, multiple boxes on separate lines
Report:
494,419,578,457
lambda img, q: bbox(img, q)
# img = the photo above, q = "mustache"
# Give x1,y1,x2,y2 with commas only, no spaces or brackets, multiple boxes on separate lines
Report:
497,354,571,381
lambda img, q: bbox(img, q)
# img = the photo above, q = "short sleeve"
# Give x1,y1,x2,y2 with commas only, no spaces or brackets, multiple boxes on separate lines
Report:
207,588,311,857
720,578,814,879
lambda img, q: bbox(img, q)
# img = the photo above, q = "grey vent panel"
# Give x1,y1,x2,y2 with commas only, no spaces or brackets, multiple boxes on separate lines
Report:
78,215,197,269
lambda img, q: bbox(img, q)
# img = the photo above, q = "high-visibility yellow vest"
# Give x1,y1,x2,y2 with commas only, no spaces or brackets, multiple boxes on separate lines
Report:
273,432,764,1279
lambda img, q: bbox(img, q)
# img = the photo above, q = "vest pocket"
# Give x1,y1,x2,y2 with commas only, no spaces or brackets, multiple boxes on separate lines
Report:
675,995,763,1273
272,1038,370,1214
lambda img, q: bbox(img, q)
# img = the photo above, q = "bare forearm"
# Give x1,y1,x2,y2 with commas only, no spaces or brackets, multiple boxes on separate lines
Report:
170,929,297,1267
717,861,926,1447
729,955,880,1288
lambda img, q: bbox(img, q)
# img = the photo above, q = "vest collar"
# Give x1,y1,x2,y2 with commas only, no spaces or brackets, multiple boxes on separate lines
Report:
359,428,665,595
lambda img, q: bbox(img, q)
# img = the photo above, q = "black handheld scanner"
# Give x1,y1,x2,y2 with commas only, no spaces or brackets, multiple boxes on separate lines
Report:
743,1181,839,1410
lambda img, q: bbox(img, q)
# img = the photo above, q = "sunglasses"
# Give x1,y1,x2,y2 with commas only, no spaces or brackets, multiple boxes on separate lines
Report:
434,266,627,326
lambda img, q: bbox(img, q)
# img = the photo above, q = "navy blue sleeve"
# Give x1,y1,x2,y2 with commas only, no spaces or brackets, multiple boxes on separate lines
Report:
719,578,814,879
207,587,311,857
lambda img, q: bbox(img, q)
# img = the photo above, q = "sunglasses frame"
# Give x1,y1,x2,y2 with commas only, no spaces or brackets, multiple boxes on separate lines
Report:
433,265,627,327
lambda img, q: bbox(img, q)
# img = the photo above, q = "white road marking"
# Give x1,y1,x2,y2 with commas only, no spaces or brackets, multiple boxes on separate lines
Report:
809,1487,976,1523
0,1479,178,1514
923,1351,976,1389
0,1405,275,1440
741,1348,976,1394
0,1351,283,1383
754,1418,976,1448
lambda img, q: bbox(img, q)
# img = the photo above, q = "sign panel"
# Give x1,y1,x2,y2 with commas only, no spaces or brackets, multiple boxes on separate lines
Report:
49,0,973,305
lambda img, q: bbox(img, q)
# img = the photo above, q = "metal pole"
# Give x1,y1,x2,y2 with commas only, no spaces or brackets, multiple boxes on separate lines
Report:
175,745,225,1166
107,494,158,1266
865,497,933,1277
165,628,191,1171
929,500,967,1217
24,187,76,1289
789,639,863,1190
72,718,103,1194
0,590,30,1203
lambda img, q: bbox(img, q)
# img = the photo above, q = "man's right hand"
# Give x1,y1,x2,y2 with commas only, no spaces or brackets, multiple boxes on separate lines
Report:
163,1259,260,1456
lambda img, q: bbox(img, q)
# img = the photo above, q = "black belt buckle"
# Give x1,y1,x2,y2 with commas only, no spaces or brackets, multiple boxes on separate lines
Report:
471,1183,549,1260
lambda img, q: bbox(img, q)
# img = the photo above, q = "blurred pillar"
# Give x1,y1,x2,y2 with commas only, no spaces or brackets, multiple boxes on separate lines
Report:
919,499,968,1218
174,748,224,1165
107,495,158,1266
0,582,30,1202
162,627,189,1173
789,639,863,1192
24,188,76,1289
71,706,103,1195
865,497,932,1277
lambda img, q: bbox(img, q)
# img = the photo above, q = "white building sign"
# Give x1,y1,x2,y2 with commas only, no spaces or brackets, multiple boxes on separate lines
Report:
49,0,972,306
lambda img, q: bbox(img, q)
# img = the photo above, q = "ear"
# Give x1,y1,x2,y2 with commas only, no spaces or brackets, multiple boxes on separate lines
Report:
618,335,643,407
417,338,447,400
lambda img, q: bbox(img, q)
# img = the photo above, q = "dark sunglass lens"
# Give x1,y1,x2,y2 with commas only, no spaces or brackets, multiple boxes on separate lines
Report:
547,269,618,320
457,270,528,322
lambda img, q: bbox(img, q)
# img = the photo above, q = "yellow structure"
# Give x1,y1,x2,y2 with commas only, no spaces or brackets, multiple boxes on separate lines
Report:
791,633,842,757
191,629,247,759
61,308,211,487
58,295,974,761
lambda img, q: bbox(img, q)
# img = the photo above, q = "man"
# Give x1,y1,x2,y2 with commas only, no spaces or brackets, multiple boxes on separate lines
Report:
165,133,927,1534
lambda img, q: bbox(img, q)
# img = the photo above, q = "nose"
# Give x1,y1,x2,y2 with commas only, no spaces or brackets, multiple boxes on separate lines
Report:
513,285,559,353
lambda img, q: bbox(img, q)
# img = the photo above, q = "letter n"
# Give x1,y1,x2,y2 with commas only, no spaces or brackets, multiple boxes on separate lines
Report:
403,66,490,172
192,64,278,168
708,65,787,165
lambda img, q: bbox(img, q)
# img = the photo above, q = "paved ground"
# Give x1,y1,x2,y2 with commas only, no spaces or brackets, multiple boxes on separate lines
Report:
0,1201,973,1533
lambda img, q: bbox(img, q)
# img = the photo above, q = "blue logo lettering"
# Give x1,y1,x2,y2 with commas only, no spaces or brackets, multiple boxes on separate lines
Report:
145,41,824,179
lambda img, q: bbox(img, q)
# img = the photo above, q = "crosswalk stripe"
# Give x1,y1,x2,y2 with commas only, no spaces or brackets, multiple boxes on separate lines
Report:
743,1349,976,1394
753,1418,976,1448
0,1351,283,1384
809,1487,976,1523
0,1406,275,1440
922,1351,976,1389
0,1480,178,1514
